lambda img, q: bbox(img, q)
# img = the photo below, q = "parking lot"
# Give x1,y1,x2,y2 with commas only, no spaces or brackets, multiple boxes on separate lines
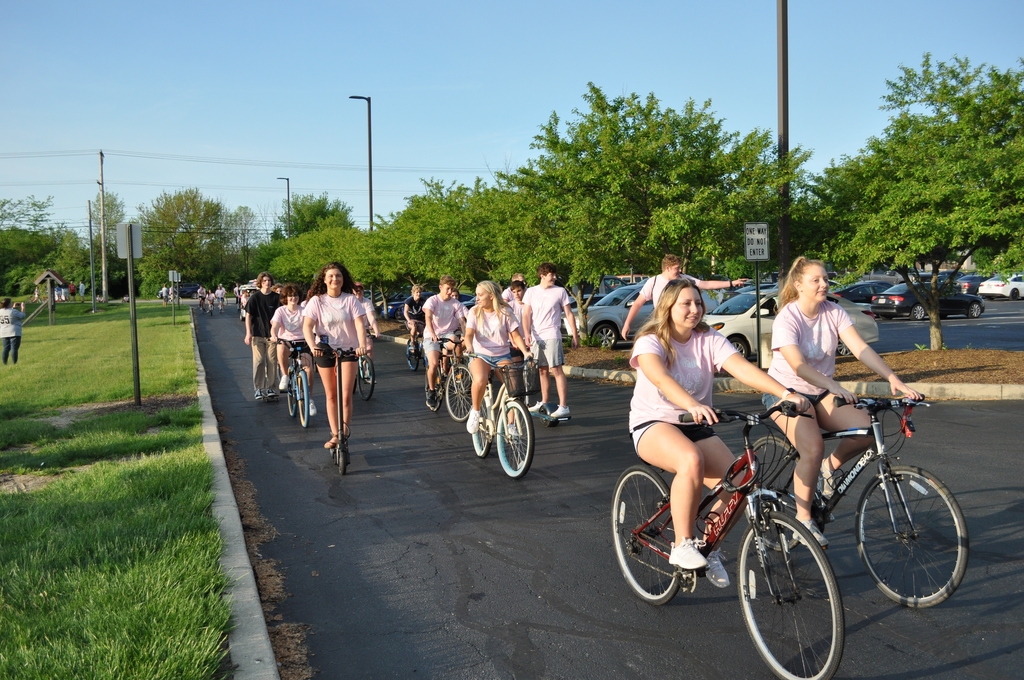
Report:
871,297,1024,353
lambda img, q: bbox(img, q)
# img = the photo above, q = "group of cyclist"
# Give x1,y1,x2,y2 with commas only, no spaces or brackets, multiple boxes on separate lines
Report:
627,254,921,588
195,284,227,314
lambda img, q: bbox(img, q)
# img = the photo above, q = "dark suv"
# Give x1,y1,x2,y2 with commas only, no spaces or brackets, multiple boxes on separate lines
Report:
177,283,202,298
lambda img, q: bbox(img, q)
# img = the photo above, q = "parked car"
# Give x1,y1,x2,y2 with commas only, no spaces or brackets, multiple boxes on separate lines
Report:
237,284,258,320
569,283,722,348
832,280,893,304
704,293,879,358
977,275,1024,301
177,282,202,299
386,291,435,319
956,274,990,296
571,274,633,306
869,283,984,320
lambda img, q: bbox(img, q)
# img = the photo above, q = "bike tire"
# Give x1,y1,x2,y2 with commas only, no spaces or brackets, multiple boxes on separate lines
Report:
297,370,310,428
445,364,473,422
497,399,534,479
855,464,969,608
338,438,348,475
357,356,375,401
738,510,844,680
425,363,442,412
407,340,421,371
472,421,492,458
610,465,680,605
287,369,298,417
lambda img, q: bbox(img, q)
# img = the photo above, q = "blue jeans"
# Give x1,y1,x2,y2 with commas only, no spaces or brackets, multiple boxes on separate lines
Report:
2,336,22,364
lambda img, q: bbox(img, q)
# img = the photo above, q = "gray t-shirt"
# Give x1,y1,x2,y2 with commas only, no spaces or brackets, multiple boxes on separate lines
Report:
0,308,25,337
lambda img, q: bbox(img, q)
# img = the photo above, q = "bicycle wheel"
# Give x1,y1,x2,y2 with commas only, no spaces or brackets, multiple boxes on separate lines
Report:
472,419,492,458
445,364,473,422
338,438,349,475
753,433,800,495
610,465,680,605
357,356,375,401
497,399,534,479
297,370,310,428
407,340,420,371
287,369,298,417
425,363,442,412
855,464,969,608
738,510,844,680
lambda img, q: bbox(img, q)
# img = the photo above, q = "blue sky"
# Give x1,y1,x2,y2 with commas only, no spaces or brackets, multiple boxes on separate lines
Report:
3,1,1021,234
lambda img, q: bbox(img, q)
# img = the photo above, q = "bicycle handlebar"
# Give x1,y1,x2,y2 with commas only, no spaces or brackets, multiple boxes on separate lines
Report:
679,399,806,426
832,395,929,410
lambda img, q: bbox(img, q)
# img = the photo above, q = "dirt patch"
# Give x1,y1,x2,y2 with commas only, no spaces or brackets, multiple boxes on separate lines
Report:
219,420,314,680
37,394,198,429
562,346,1024,385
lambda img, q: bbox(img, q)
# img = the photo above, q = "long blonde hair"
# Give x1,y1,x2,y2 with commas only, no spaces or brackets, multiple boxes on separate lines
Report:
634,278,709,368
473,280,513,325
778,257,827,308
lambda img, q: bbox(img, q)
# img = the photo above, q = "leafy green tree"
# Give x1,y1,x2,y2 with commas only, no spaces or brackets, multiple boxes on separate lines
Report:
0,195,53,231
88,191,129,296
278,193,356,237
825,55,1024,349
136,189,226,289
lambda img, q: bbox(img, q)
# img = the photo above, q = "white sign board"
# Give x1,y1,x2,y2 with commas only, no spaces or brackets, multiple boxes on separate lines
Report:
744,222,770,262
168,270,181,282
117,222,143,259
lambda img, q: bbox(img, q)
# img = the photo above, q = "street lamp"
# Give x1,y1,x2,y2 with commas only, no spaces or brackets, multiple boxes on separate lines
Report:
277,177,291,237
348,95,373,230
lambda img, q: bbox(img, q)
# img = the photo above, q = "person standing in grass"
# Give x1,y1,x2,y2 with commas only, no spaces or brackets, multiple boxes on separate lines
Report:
244,272,282,400
1,298,26,365
521,262,579,418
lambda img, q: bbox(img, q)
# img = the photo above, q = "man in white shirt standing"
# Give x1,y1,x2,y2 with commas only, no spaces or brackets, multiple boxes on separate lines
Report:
521,262,579,418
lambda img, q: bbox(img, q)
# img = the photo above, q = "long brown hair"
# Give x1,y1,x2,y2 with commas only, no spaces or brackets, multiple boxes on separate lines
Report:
306,262,355,300
778,257,827,308
634,278,709,368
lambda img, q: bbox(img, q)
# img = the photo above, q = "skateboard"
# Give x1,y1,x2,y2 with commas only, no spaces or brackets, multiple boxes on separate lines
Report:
529,403,571,427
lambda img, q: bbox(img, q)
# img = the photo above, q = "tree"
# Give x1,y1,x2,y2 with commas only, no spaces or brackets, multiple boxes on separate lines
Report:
501,83,800,329
223,206,265,281
278,193,356,237
136,189,227,288
826,55,1024,349
0,195,53,231
88,191,128,297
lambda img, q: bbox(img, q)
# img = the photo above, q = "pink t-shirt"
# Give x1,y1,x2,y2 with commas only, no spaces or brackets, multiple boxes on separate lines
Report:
638,273,700,305
467,308,520,356
302,293,365,349
522,285,571,340
628,330,737,431
270,305,305,342
423,295,467,336
767,301,854,395
507,297,524,327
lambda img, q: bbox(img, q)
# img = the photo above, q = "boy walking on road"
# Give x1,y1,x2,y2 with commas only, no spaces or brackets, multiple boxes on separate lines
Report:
522,262,579,418
243,272,281,400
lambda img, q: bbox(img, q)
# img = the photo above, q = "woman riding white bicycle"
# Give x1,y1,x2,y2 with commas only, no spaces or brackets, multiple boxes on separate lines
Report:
463,280,531,435
271,283,317,416
629,278,807,587
763,257,921,547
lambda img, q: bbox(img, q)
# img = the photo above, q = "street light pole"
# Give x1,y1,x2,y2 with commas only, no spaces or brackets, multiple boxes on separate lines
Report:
277,177,291,237
777,0,791,278
348,96,373,230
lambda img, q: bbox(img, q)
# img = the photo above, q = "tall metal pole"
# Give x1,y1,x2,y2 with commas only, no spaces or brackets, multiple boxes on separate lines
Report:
98,151,108,302
87,201,97,313
277,177,291,236
349,96,374,230
777,0,791,279
124,224,142,406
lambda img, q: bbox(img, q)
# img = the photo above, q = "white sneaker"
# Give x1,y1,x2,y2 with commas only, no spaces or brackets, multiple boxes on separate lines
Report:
705,549,730,588
309,400,317,416
548,405,571,419
669,538,707,570
254,389,264,400
528,401,548,414
279,374,290,391
798,520,829,549
466,409,481,434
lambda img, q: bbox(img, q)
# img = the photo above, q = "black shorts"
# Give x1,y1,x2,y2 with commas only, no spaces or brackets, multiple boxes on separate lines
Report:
313,342,357,368
630,420,717,454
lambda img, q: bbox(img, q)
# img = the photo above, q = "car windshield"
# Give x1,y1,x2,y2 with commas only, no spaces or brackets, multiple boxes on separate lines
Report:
882,284,910,294
709,293,758,315
595,286,639,307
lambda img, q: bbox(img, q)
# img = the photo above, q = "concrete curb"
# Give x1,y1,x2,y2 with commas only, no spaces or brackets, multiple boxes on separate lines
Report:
377,332,1024,399
191,311,281,680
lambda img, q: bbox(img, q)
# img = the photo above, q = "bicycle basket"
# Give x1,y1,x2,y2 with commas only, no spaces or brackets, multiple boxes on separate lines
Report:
500,361,540,397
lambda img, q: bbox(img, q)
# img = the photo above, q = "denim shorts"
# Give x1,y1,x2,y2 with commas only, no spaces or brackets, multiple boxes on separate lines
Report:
475,352,513,369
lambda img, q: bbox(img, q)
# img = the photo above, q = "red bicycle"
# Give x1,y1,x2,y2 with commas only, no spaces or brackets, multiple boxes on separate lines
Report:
611,402,845,680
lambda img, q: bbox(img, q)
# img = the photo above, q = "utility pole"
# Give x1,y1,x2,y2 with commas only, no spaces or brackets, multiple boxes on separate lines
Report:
87,201,97,313
98,150,108,302
277,177,292,236
776,0,791,279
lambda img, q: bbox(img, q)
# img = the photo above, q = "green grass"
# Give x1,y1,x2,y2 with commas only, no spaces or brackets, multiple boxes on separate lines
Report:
0,303,231,678
1,302,197,419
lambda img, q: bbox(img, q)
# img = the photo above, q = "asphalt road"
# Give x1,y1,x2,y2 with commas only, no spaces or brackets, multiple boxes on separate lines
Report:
195,308,1024,680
